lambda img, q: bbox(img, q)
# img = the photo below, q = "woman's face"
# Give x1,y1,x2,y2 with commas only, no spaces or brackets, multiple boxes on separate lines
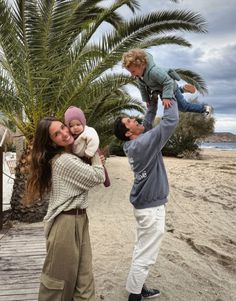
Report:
49,121,74,147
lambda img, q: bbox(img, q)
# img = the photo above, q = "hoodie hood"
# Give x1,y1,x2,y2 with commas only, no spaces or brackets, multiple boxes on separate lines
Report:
143,52,156,78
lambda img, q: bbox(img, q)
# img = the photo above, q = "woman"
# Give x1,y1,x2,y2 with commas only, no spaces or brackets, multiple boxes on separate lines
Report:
26,117,105,301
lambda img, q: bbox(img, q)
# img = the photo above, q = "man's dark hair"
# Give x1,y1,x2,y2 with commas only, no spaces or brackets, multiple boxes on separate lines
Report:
114,116,130,141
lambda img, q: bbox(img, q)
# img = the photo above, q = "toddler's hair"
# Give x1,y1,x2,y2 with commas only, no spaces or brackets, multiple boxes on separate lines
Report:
122,48,147,68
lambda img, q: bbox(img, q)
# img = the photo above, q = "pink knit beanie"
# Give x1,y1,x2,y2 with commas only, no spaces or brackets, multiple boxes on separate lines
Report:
64,106,86,128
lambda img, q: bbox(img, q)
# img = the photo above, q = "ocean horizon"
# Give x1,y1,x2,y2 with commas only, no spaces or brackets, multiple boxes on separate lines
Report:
200,141,236,151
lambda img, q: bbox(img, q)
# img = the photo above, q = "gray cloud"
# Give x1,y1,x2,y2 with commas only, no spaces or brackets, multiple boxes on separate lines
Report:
131,0,236,133
196,44,236,80
5,0,236,133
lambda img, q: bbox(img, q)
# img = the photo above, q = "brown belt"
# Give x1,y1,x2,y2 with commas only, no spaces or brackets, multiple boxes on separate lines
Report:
61,208,86,215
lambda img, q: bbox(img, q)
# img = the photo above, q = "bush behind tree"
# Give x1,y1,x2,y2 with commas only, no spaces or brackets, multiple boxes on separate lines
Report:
162,110,214,157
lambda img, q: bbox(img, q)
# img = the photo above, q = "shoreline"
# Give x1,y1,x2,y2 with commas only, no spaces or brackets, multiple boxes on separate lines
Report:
200,141,236,152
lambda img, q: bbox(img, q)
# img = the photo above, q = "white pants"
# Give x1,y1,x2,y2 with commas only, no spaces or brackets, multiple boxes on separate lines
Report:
126,205,166,294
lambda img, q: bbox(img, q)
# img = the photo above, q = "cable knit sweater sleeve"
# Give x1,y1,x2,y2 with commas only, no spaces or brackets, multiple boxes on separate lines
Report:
54,152,104,190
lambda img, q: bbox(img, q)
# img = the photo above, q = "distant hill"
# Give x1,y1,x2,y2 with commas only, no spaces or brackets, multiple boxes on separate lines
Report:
204,132,236,142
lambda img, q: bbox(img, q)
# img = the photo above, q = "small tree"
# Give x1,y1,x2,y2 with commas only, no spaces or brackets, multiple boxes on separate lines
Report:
162,106,214,157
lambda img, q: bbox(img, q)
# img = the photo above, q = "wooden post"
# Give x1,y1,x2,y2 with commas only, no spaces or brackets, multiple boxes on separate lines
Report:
0,146,3,230
0,129,8,230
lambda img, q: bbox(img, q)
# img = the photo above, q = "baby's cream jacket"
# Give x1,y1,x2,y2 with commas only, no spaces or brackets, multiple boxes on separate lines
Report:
73,125,99,157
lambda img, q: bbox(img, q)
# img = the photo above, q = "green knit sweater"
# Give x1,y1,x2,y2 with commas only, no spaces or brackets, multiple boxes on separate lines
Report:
44,152,105,237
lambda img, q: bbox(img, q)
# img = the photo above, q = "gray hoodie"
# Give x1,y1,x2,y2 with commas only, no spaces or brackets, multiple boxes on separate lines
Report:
123,99,179,209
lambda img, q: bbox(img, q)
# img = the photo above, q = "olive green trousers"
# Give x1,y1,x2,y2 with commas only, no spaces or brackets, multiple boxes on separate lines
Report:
38,213,95,301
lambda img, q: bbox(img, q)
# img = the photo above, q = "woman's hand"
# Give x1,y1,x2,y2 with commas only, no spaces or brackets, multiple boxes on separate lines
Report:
97,149,106,165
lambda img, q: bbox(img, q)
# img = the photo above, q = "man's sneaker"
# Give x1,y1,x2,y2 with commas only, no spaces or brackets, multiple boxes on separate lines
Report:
128,293,144,301
203,105,213,117
141,284,161,298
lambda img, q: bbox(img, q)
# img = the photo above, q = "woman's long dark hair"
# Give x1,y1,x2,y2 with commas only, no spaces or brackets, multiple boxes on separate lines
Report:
26,117,64,203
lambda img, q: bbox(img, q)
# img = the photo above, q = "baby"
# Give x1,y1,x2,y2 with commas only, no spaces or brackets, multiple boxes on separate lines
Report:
64,106,110,187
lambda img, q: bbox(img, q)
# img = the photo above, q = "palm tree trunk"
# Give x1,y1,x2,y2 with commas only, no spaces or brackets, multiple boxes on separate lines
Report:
15,128,24,161
10,146,48,222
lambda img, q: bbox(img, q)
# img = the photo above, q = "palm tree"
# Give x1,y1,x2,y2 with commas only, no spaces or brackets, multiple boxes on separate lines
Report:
0,0,207,221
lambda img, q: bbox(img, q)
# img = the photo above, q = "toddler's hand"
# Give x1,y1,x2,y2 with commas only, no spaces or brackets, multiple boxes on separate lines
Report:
162,98,172,109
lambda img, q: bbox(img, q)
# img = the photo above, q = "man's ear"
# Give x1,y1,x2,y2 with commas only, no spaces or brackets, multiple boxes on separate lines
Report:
125,130,132,138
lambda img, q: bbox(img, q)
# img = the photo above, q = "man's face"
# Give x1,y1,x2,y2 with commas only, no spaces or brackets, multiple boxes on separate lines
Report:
122,117,144,138
126,64,146,77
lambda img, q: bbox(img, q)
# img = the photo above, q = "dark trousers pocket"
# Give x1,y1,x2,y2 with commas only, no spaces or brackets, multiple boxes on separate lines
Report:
38,273,65,301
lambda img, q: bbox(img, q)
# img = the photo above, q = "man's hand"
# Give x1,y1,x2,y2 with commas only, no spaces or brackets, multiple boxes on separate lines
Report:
162,98,172,109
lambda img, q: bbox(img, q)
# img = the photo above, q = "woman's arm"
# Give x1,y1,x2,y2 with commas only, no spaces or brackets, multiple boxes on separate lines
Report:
54,153,105,190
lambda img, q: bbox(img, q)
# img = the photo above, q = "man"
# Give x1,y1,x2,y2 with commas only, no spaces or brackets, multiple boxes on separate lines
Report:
114,97,179,301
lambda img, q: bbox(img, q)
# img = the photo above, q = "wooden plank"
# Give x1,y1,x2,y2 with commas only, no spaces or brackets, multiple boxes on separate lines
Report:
0,146,3,230
0,293,38,301
0,222,45,301
0,277,40,285
0,288,39,295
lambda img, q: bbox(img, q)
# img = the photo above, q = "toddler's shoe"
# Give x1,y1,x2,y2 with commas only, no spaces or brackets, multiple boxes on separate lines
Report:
203,105,213,117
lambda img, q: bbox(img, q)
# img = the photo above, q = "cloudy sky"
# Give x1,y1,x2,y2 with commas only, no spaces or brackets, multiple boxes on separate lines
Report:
6,0,236,133
120,0,236,134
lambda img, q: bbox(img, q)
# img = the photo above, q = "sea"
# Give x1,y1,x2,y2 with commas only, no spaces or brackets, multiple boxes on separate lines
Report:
200,141,236,151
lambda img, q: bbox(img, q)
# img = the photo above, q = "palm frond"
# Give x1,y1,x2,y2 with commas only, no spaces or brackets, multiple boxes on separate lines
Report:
134,35,192,49
0,0,208,143
175,68,208,95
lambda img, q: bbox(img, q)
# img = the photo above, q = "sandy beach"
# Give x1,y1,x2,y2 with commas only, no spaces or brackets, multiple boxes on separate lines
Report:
88,149,236,301
2,148,236,300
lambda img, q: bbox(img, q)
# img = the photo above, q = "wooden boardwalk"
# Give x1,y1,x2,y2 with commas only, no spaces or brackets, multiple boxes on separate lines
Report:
0,222,45,301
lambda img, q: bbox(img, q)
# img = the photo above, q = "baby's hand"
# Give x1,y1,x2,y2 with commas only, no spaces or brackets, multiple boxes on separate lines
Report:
162,98,172,109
